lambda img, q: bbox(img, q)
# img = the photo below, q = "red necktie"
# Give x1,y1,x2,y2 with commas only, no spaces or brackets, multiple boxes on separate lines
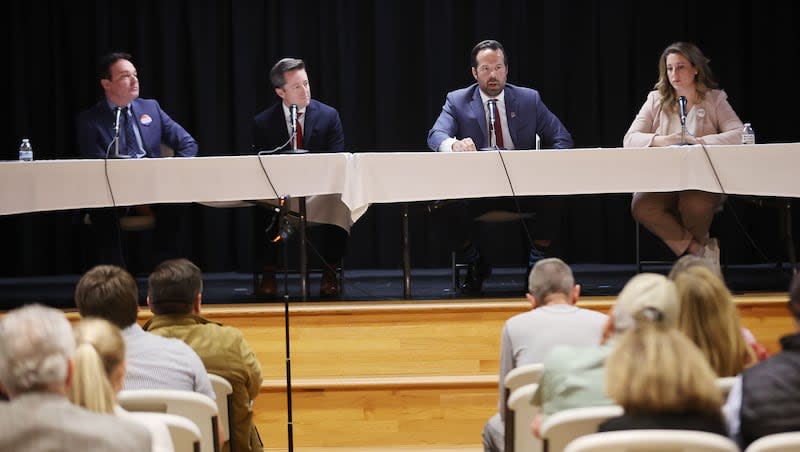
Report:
296,112,304,149
492,100,504,148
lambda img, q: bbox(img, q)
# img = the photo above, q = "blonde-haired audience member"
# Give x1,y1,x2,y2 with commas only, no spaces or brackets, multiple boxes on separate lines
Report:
0,304,150,452
599,311,726,435
71,317,175,452
667,254,721,280
673,266,756,376
530,273,680,438
668,254,769,361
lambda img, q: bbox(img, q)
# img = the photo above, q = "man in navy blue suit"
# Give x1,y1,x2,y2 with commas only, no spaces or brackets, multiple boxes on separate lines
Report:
427,40,573,294
252,58,347,297
77,52,198,269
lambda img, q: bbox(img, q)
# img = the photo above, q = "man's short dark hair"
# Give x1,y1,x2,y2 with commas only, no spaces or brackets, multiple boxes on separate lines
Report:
270,58,306,89
148,258,203,315
470,40,507,69
74,265,139,329
99,51,133,80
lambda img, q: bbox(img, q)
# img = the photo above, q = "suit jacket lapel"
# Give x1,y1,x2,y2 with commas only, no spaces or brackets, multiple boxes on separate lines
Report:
303,101,316,146
470,90,487,147
130,99,151,156
504,87,519,145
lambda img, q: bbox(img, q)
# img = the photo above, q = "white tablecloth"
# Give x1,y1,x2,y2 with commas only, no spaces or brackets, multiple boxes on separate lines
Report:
2,143,798,224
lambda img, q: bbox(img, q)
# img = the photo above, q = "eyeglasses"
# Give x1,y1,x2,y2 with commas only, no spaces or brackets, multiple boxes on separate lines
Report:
476,64,507,75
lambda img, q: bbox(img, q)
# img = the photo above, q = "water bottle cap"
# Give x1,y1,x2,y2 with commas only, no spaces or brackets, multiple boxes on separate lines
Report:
744,123,751,127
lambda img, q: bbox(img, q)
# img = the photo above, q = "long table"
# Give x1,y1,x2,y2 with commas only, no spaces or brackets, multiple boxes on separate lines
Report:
3,143,798,296
3,143,798,218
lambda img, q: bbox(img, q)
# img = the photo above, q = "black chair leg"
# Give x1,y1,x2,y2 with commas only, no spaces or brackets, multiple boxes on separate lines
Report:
783,200,797,274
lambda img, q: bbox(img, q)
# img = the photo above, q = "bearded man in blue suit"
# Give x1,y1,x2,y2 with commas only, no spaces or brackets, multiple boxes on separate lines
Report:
427,40,573,294
77,52,197,269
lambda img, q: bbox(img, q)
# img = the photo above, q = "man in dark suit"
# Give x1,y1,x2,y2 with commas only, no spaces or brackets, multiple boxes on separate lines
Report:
252,57,347,297
427,39,573,294
77,51,198,270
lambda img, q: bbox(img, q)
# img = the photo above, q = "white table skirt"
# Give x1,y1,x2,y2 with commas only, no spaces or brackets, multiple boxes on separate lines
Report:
2,143,798,225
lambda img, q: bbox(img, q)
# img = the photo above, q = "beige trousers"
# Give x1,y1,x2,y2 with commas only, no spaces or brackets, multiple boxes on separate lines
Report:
631,190,725,256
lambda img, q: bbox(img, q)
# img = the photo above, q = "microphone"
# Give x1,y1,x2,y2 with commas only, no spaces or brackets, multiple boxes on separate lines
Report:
279,103,308,154
107,106,131,159
289,104,297,149
487,99,497,148
113,106,123,137
678,96,688,126
290,104,298,150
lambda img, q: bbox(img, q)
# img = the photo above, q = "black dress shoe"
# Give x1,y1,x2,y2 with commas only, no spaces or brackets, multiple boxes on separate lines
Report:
320,269,340,297
461,257,492,294
255,272,278,298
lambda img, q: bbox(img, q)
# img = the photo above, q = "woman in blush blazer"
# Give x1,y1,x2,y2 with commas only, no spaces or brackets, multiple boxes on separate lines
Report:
624,42,744,272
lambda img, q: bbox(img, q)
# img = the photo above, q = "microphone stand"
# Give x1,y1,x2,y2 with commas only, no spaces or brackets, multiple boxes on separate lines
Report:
282,234,294,452
282,104,308,154
277,197,295,452
111,107,131,159
480,100,499,151
677,96,689,146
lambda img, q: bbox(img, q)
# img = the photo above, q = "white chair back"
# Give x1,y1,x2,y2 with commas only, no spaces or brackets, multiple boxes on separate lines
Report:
540,405,624,452
146,412,203,452
507,383,542,452
716,376,738,398
505,363,545,393
504,364,545,452
563,429,739,452
119,389,219,452
208,374,234,451
745,432,800,452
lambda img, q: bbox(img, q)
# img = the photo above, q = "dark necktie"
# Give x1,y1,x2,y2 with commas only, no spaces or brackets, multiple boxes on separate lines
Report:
491,100,504,149
123,107,140,158
296,112,304,149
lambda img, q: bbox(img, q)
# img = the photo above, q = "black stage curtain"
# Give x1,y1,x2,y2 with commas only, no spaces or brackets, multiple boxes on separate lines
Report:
4,0,799,276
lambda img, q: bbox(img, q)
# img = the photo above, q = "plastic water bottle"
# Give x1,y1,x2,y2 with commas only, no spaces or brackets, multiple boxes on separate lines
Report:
18,138,33,161
741,123,755,145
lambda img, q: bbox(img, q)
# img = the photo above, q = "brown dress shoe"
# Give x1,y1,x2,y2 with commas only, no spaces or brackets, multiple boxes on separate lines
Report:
256,269,278,297
320,269,340,297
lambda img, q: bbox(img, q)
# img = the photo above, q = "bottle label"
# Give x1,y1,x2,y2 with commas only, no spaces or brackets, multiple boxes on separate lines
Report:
19,140,33,161
742,133,755,145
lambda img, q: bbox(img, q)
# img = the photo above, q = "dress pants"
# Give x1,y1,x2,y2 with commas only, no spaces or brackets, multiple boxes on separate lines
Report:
87,204,187,271
631,190,724,256
431,196,565,261
255,207,348,271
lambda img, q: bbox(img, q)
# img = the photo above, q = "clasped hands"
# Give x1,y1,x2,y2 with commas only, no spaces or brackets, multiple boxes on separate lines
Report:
452,137,477,152
652,131,702,147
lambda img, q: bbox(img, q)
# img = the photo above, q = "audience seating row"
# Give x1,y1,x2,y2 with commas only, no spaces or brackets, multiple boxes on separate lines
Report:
118,372,234,452
563,430,800,452
505,376,751,452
